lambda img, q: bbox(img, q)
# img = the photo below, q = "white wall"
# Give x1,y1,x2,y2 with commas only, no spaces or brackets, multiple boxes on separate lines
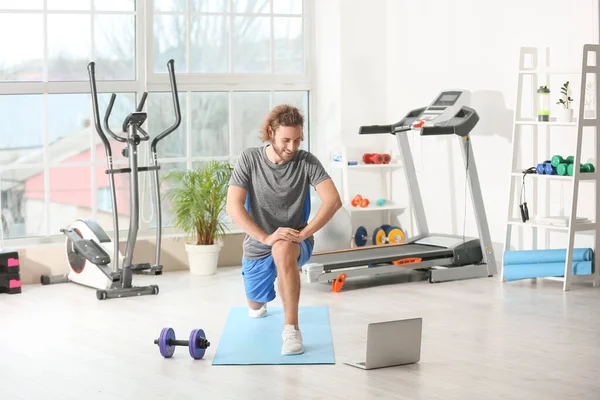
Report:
310,0,342,163
311,0,390,162
312,0,599,261
311,0,402,245
384,0,597,259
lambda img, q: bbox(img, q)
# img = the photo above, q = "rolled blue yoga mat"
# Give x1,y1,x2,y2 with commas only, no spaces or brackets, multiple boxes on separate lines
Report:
503,248,592,265
503,260,593,281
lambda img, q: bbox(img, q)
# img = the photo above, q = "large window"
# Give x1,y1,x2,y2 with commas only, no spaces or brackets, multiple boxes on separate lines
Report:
0,0,311,242
152,0,305,75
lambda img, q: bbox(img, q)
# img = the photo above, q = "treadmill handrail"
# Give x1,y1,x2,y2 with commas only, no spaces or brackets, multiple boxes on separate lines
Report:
358,107,427,136
358,106,479,138
420,106,479,137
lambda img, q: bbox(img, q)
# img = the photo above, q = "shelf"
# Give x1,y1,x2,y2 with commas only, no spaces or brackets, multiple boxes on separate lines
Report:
515,120,577,126
518,69,579,74
510,171,599,181
330,162,402,169
507,219,597,232
521,66,600,74
343,202,407,213
503,45,600,290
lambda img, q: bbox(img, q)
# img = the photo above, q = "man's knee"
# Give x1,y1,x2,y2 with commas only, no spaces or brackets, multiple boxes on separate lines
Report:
272,240,300,269
242,257,277,303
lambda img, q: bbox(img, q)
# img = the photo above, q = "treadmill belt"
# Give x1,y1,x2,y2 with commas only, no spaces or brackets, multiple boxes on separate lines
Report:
309,243,454,270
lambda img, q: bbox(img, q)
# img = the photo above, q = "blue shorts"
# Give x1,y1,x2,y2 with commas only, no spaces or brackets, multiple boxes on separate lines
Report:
241,239,313,303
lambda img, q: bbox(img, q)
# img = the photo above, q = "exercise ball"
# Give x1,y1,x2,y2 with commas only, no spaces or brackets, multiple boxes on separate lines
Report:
311,202,353,252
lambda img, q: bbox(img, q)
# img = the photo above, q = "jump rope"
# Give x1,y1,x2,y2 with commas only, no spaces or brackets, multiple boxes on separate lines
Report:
519,167,537,222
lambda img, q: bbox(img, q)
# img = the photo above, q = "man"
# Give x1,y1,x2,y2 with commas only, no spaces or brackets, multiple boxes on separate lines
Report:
226,104,342,356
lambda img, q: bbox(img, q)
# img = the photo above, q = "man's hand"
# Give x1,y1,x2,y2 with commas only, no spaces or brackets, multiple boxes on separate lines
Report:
263,227,300,246
295,228,310,244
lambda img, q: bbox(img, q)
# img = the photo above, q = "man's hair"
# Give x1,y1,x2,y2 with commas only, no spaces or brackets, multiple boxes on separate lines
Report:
259,104,304,142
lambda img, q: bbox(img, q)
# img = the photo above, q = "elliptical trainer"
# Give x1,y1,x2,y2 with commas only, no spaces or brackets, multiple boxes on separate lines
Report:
41,59,181,300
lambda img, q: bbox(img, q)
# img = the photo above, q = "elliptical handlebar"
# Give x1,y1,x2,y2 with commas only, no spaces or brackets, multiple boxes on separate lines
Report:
88,62,117,154
150,59,181,154
88,59,181,153
137,126,150,140
137,92,148,112
103,93,127,143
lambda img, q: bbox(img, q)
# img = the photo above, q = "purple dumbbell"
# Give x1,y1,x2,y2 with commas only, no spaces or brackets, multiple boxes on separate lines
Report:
154,327,210,359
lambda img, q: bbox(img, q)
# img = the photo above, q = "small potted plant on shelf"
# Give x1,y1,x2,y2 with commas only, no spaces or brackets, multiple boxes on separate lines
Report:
556,81,575,122
584,80,596,118
162,160,233,276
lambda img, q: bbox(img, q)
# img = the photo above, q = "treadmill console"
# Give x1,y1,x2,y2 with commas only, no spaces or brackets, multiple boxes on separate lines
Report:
419,90,465,122
358,89,479,137
432,91,461,106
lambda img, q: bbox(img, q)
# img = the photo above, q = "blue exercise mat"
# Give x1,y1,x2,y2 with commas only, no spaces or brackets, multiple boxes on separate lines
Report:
503,248,592,265
503,260,593,281
212,306,335,365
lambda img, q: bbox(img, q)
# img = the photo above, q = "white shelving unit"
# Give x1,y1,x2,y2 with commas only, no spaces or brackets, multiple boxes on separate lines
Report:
503,44,600,290
328,145,410,245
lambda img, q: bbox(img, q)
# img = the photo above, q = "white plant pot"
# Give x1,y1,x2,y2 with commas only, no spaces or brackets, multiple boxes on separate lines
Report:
185,243,221,276
556,108,574,123
584,108,596,119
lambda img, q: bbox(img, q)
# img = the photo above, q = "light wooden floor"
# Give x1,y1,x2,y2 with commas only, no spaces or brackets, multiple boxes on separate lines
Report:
1,266,599,400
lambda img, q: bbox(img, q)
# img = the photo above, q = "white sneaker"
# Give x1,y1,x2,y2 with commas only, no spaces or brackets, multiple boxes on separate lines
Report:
281,325,304,355
248,303,267,318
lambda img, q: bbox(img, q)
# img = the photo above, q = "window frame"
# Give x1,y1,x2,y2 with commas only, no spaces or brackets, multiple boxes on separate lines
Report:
145,0,313,91
0,0,313,246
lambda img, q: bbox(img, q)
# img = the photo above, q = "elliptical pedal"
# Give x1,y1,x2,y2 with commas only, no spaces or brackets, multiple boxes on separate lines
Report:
61,227,111,266
132,263,163,276
72,239,111,266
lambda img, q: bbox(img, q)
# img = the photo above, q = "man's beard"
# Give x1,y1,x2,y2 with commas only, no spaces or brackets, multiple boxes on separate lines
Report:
272,143,294,159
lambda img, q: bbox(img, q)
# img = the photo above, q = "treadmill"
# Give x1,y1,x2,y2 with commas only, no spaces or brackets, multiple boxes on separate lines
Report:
304,90,497,288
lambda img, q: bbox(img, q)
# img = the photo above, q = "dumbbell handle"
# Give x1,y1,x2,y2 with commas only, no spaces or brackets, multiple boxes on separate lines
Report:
154,337,211,347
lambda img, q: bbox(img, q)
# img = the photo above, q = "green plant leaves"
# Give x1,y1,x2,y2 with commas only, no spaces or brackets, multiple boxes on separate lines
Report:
162,161,233,245
556,81,574,109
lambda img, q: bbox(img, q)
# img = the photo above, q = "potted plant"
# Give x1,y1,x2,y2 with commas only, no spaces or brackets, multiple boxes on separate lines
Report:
162,160,233,275
584,80,596,118
556,81,575,122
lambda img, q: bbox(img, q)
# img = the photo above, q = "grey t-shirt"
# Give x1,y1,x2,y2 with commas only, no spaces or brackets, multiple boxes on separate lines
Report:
229,145,331,260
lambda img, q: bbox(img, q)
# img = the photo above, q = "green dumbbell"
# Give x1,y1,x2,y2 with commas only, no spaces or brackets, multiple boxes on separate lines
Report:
557,163,569,176
567,163,596,176
588,164,596,173
551,155,574,168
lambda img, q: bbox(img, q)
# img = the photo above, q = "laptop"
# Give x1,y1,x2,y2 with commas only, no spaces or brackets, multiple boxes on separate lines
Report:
344,317,422,370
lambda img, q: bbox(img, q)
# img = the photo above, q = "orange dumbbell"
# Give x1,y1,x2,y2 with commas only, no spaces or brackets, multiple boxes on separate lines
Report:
351,194,370,208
